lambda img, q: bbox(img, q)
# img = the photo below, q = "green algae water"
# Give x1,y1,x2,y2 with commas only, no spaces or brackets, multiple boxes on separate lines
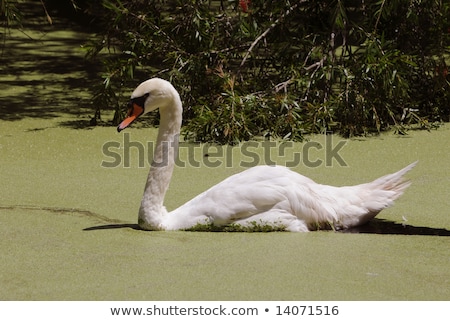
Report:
0,118,449,300
0,6,449,301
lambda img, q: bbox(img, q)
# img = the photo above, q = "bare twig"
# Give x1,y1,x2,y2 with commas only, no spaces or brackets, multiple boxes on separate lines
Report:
374,0,386,33
304,56,327,71
239,1,305,68
39,0,52,25
274,79,293,93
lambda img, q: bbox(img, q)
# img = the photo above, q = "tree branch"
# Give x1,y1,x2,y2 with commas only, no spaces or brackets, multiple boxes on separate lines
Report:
239,1,305,68
39,0,52,25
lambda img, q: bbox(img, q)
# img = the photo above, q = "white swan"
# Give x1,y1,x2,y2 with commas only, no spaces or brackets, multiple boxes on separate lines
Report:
117,78,416,232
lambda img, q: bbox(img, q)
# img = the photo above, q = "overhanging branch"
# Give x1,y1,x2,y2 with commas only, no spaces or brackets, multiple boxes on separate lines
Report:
239,1,305,69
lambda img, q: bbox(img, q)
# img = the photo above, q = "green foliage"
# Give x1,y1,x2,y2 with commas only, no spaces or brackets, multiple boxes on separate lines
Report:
86,0,450,143
185,220,288,232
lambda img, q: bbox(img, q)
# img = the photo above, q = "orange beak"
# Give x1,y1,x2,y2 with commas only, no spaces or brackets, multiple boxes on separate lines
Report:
117,103,145,132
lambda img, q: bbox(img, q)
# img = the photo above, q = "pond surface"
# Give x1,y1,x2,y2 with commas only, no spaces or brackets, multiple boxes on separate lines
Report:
0,3,449,301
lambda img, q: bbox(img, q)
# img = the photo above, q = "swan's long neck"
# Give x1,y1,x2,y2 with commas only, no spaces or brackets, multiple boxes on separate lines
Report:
138,94,182,230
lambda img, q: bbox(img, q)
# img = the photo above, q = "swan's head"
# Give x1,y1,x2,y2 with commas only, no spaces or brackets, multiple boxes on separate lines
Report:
117,78,179,132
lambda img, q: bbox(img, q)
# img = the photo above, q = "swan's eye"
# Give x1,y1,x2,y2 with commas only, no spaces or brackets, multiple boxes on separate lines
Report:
130,93,149,108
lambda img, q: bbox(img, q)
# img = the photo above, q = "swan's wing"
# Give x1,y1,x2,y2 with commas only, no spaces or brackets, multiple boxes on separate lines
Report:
166,165,330,229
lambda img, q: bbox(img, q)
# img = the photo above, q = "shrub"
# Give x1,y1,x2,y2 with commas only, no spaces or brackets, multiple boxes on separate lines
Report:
85,0,449,143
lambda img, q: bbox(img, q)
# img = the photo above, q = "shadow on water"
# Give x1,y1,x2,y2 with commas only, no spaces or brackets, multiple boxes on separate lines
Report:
0,1,103,123
83,219,450,236
339,219,450,236
84,224,141,231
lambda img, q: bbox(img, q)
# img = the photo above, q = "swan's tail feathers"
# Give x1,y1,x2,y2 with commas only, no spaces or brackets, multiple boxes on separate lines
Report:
368,161,417,199
334,161,417,230
357,161,417,220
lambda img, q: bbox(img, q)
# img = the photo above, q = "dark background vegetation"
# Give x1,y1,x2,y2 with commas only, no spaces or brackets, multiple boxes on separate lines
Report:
2,0,449,143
